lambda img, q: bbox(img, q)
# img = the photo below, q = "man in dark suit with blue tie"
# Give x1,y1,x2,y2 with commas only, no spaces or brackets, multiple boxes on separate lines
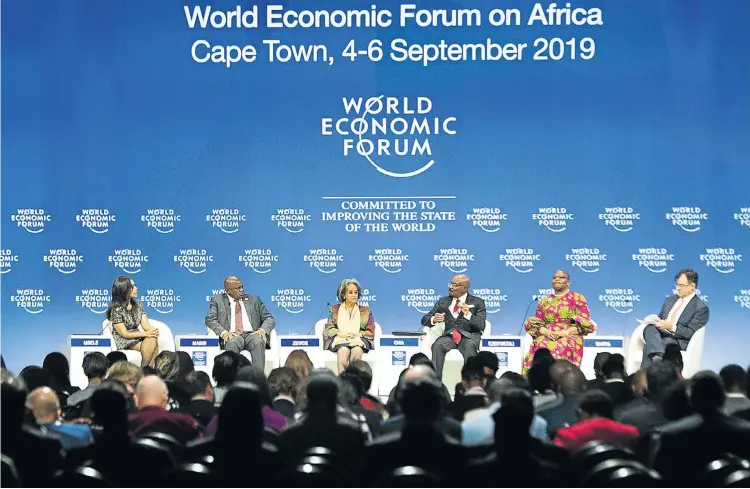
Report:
205,276,275,369
641,268,709,369
421,274,487,379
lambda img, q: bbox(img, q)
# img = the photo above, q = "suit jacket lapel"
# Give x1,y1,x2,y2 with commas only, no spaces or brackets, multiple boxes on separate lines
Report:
243,296,255,330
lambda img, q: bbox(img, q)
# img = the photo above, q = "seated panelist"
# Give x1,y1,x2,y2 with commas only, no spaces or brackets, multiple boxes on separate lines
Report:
106,276,159,368
205,276,276,368
523,269,595,374
421,274,487,380
640,268,709,369
323,278,376,374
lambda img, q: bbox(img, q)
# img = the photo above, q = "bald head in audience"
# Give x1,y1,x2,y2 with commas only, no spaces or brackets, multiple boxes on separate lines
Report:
402,364,437,383
134,375,169,409
26,387,60,424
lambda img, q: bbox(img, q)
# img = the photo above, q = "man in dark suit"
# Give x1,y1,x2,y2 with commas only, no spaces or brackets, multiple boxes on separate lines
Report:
421,274,487,379
641,268,709,369
205,276,275,369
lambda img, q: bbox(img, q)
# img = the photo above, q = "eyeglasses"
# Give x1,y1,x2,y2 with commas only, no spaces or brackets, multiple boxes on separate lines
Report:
675,283,692,288
552,276,568,280
448,282,466,287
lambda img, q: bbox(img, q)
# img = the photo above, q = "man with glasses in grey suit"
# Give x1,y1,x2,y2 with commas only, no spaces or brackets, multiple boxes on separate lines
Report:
205,276,275,369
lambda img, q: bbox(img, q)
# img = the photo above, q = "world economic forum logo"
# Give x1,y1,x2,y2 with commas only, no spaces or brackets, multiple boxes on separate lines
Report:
0,249,19,274
141,208,181,233
76,209,116,234
533,207,573,232
565,248,607,273
735,290,750,310
632,248,674,273
600,207,640,232
358,289,377,308
174,249,214,274
206,208,246,233
11,209,51,233
434,248,474,273
499,248,540,273
401,288,441,314
321,95,457,178
76,289,110,314
303,249,342,274
466,207,508,233
699,248,741,274
272,208,311,233
239,249,278,274
735,207,750,230
271,288,311,314
43,249,83,275
665,207,708,232
141,289,181,314
10,288,50,314
108,249,148,274
473,288,507,314
369,248,408,273
599,288,640,314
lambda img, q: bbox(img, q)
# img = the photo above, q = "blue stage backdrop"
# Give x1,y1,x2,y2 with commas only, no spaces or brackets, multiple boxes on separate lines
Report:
1,0,748,374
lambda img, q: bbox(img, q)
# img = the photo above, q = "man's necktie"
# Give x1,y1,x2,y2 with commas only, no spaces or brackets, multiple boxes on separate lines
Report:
234,301,244,334
668,299,684,327
452,300,461,345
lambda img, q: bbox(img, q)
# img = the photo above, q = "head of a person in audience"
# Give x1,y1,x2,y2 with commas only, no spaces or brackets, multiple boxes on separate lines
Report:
401,376,445,423
646,362,680,400
82,352,108,383
689,371,726,416
267,367,299,402
212,351,243,388
532,348,554,365
577,389,614,420
185,371,214,403
235,366,273,407
176,351,195,379
408,352,436,372
26,387,61,424
134,375,169,410
499,371,529,390
487,378,513,404
18,366,52,392
217,382,263,443
105,361,143,394
592,352,611,381
628,370,648,397
601,354,627,381
304,372,339,416
345,360,374,394
396,364,447,412
106,275,138,320
528,358,555,395
1,374,28,432
663,380,693,421
153,351,180,383
106,351,127,366
42,352,74,391
461,356,487,391
284,349,314,385
663,343,684,375
338,372,365,407
477,350,500,380
719,364,747,395
559,367,588,398
494,388,534,441
89,383,131,437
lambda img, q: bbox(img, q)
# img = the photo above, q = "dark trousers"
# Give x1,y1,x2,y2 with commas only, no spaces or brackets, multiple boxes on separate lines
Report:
640,324,679,369
431,334,479,379
225,332,266,369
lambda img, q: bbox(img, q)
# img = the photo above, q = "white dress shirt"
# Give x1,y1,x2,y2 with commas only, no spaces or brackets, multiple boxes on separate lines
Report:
228,296,253,333
431,293,472,324
666,292,695,332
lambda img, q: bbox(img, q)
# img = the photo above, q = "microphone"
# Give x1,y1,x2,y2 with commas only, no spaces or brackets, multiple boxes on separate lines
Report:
517,296,541,335
306,302,332,336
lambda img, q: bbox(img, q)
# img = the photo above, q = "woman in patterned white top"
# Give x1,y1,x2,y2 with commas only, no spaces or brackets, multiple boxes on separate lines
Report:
106,276,159,367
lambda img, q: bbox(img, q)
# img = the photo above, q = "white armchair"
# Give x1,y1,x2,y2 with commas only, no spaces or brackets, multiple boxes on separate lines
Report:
626,323,706,378
422,320,491,394
314,318,381,395
101,318,175,366
205,327,279,375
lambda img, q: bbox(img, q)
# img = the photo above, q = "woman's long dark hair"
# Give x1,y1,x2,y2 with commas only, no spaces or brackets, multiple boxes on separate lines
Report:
105,276,135,320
